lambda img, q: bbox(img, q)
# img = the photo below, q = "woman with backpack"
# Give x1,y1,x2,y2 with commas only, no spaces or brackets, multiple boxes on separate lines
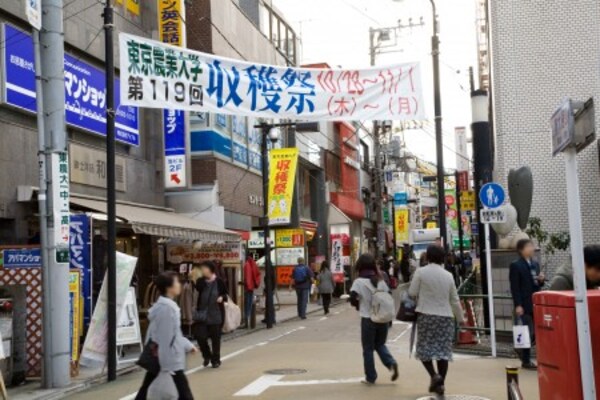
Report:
350,254,399,385
317,260,335,315
408,245,464,396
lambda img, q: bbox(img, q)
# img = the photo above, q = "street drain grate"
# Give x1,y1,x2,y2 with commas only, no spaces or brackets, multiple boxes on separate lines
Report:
264,368,307,375
416,396,491,400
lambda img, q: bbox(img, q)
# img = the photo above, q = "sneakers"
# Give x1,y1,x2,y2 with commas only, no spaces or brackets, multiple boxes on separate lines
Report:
390,363,399,382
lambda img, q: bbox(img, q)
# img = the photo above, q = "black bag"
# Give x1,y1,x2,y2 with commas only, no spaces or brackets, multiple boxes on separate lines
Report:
396,292,418,322
137,341,160,374
193,309,208,324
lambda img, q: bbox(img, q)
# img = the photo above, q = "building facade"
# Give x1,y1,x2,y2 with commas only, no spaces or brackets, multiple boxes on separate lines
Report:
489,0,600,272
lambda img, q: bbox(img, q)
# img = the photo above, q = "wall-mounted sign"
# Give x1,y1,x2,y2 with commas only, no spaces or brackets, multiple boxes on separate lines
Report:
69,143,127,192
248,194,264,207
167,242,241,265
344,155,360,170
248,231,275,249
1,248,41,268
275,247,305,266
275,229,305,248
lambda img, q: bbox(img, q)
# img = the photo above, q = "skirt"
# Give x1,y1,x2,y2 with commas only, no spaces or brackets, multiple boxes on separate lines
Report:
415,314,455,361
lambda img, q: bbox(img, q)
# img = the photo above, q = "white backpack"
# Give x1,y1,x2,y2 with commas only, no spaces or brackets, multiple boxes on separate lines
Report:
369,282,396,324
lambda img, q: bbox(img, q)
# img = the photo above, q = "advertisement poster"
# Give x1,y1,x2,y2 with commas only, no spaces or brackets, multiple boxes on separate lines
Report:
69,270,81,362
445,189,459,232
79,252,138,367
267,148,299,225
69,214,92,327
275,229,305,248
167,242,241,265
276,266,294,286
394,208,410,244
119,33,425,121
116,288,142,346
275,247,304,266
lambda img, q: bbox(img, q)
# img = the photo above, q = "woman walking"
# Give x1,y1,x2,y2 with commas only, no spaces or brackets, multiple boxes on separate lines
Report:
317,260,335,315
350,254,399,385
409,245,464,396
136,272,197,400
194,260,228,368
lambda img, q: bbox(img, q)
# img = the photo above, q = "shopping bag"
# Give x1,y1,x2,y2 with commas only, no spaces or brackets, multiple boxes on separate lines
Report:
222,301,242,333
396,291,417,322
147,371,178,400
513,320,531,349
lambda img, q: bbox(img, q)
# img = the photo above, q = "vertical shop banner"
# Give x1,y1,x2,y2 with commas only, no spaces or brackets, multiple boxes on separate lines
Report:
267,148,299,225
79,252,138,367
127,0,140,16
158,0,187,189
69,214,92,328
445,189,459,232
119,33,425,121
69,270,81,362
331,238,343,275
394,208,410,245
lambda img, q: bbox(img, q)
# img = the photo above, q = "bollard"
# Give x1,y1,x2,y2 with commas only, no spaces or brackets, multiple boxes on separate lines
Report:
506,366,521,400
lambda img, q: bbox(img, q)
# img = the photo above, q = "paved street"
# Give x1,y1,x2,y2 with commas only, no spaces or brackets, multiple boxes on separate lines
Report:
66,304,539,400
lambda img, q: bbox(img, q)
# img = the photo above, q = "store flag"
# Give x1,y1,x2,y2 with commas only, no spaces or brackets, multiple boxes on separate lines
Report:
267,148,299,225
395,208,410,245
119,33,425,121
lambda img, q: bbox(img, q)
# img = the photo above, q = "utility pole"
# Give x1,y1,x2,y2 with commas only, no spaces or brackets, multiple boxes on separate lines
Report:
260,124,275,329
103,0,118,381
455,171,465,269
40,0,70,388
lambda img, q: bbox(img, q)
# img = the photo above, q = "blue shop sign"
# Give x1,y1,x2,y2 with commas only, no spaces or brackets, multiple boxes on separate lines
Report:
69,214,93,328
164,109,186,156
1,24,140,146
2,248,41,268
190,129,232,158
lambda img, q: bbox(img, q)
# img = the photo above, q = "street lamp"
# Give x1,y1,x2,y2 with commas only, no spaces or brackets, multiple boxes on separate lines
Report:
256,121,318,329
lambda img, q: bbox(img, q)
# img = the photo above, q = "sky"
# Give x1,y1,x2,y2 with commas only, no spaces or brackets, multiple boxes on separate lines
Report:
273,0,479,169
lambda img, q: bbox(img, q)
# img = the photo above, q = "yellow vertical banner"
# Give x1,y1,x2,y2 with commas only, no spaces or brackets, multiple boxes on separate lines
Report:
158,0,184,46
395,208,410,244
268,148,299,225
127,0,140,16
69,270,81,362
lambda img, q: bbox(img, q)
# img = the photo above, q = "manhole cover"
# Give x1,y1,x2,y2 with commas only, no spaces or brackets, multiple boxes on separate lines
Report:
417,396,491,400
264,368,307,375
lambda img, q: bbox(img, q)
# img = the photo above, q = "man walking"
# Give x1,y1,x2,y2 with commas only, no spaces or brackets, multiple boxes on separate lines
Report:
243,254,261,328
509,239,545,370
291,257,313,319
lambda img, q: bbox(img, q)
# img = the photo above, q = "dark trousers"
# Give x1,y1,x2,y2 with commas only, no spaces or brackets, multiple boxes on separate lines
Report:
361,318,396,383
196,323,222,364
516,313,535,364
296,288,310,318
244,290,254,323
321,293,332,314
135,370,193,400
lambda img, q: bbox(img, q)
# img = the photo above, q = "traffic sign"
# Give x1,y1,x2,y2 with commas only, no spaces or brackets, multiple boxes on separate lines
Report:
480,209,507,224
479,182,505,209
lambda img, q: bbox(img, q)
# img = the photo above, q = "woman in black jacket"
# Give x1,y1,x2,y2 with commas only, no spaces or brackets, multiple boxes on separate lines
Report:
194,260,228,368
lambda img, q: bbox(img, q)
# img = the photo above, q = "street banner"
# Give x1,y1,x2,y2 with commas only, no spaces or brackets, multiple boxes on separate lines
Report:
268,148,299,225
68,270,81,361
395,208,410,244
79,252,138,367
69,214,92,328
119,33,425,121
331,238,343,275
445,189,459,232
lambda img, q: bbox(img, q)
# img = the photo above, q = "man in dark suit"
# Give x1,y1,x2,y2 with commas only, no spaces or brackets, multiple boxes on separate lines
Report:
509,238,545,370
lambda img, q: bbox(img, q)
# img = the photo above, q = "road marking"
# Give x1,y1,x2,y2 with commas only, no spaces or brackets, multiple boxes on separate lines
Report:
391,323,413,342
119,326,306,400
319,316,327,321
234,375,363,396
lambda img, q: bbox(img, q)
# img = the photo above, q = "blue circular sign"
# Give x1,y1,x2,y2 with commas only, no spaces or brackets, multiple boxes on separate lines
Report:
479,182,505,209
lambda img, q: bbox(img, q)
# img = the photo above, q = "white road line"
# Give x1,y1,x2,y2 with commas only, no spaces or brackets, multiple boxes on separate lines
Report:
234,376,363,396
319,317,327,321
391,323,413,343
119,326,306,400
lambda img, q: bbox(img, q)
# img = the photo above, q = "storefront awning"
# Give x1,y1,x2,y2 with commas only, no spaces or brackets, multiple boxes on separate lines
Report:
70,197,239,242
328,204,352,226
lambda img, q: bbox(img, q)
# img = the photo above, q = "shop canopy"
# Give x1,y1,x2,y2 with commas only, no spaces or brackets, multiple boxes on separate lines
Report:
328,204,352,226
70,196,239,243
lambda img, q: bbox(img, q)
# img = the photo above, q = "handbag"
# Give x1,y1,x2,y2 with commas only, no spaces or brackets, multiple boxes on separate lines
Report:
513,318,531,349
396,291,418,322
137,341,160,374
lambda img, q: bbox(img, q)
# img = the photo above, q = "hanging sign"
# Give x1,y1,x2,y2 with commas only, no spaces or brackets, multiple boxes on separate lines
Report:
25,0,42,31
267,148,299,225
119,33,425,121
394,208,410,244
69,214,92,328
69,270,81,362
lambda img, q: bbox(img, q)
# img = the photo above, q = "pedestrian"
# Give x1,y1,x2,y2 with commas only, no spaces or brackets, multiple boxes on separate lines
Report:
509,238,544,370
419,252,428,267
409,245,464,396
135,271,197,400
549,245,600,290
291,257,313,319
317,260,335,315
242,254,261,328
350,254,399,385
400,245,411,283
194,260,228,368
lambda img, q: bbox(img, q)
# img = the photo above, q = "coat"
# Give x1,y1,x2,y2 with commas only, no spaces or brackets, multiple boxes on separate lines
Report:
146,296,194,372
244,257,261,291
196,277,228,325
549,264,598,291
317,269,335,294
509,258,541,314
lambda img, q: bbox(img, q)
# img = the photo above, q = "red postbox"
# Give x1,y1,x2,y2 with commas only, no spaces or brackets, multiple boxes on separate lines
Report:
533,291,600,400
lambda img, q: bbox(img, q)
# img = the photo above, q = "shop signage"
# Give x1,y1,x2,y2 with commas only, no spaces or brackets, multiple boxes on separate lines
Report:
116,287,142,346
276,266,294,286
455,127,469,172
248,194,264,207
331,238,343,275
344,155,360,170
460,190,476,211
426,221,437,229
167,242,241,264
394,192,408,206
394,208,410,244
1,24,140,146
69,143,127,191
69,270,81,361
445,189,459,232
119,33,425,121
457,170,469,192
69,214,92,328
268,148,299,225
1,248,41,268
275,229,305,248
275,247,304,266
551,98,575,156
248,231,275,249
52,152,70,263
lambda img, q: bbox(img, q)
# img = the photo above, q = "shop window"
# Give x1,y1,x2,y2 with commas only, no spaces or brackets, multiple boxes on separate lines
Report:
325,151,341,186
360,140,370,170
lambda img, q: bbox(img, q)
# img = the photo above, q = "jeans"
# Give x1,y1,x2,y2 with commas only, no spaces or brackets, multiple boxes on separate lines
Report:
516,313,535,364
135,370,193,400
321,293,332,314
244,290,254,323
196,323,222,364
296,288,310,318
361,318,397,383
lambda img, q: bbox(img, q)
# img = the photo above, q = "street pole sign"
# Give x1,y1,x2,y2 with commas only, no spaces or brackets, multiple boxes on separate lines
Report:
480,208,506,224
25,0,42,30
479,182,505,209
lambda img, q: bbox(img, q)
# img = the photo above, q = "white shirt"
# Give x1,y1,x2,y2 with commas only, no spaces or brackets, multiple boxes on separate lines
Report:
408,263,463,320
351,278,389,319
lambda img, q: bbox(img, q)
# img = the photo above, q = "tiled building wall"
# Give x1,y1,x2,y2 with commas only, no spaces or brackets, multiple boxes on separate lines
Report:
489,0,600,277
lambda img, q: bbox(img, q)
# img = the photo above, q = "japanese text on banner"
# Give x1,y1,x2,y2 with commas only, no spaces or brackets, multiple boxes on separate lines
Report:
395,208,410,245
268,148,299,225
119,33,425,121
